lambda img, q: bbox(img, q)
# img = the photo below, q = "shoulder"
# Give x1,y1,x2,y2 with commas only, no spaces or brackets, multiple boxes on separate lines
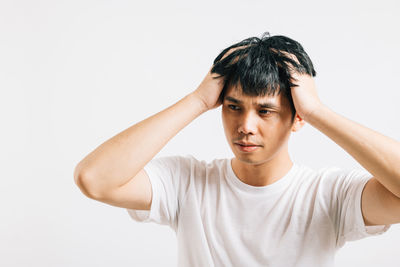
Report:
178,154,228,169
296,163,370,182
147,154,198,169
148,154,227,176
290,163,371,195
289,163,320,185
315,165,372,187
297,164,373,202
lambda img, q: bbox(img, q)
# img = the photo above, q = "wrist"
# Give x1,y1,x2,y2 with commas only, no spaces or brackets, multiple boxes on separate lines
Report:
188,91,210,113
304,103,328,123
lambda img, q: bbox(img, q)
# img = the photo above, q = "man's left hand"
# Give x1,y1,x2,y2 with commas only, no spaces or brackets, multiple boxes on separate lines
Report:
289,72,323,121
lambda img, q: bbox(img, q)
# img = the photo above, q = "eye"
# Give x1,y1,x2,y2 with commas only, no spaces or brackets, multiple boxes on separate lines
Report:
259,110,272,115
228,104,240,110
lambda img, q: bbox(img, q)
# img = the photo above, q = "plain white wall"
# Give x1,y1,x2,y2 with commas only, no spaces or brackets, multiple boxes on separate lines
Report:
1,0,399,266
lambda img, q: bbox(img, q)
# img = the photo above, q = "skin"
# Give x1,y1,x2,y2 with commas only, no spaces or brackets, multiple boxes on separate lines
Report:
221,84,305,186
193,47,312,187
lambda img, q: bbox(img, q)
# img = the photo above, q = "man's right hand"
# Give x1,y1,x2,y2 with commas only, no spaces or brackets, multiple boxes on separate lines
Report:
192,66,226,111
192,46,248,111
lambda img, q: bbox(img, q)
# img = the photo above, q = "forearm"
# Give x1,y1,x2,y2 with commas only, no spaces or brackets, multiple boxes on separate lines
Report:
307,104,400,197
74,92,207,194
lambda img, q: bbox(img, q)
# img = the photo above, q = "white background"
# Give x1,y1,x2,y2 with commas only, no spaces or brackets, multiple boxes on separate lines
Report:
1,0,399,266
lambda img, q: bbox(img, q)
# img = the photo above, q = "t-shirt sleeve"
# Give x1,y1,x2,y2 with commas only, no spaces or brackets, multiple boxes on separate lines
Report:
125,155,191,229
328,167,391,248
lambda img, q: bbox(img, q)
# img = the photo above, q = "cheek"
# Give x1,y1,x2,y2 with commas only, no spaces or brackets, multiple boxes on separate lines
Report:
221,110,232,129
260,121,290,140
222,120,235,135
222,112,240,130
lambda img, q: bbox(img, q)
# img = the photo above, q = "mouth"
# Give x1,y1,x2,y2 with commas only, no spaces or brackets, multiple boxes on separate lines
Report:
235,143,261,152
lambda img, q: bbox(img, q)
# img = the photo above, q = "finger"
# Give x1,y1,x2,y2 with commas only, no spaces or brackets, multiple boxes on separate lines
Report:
220,45,249,61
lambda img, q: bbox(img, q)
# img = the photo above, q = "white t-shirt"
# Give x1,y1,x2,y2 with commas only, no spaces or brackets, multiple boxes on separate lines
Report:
126,155,391,267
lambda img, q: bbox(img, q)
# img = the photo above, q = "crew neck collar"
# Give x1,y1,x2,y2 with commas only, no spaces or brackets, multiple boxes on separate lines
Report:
226,158,298,194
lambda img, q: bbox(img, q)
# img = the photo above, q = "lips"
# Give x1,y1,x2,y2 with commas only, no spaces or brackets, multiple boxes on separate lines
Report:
235,141,260,146
235,143,260,152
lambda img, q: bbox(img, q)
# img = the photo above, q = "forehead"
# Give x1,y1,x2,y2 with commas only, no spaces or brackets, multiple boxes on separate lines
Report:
224,85,287,108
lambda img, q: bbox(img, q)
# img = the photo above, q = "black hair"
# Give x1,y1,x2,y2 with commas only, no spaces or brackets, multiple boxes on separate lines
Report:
211,32,316,122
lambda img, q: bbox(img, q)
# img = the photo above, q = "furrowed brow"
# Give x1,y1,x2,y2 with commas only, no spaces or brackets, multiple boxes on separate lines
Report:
224,96,242,104
224,96,279,109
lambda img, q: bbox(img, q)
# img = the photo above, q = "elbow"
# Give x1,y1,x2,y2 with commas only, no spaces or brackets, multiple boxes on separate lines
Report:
73,164,100,200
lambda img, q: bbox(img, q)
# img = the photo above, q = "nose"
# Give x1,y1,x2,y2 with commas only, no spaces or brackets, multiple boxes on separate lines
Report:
237,111,258,135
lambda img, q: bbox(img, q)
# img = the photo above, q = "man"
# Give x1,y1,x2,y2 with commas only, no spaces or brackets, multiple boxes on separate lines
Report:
74,32,400,266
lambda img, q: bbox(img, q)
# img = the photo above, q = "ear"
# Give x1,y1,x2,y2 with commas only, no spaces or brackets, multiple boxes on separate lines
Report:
291,113,306,132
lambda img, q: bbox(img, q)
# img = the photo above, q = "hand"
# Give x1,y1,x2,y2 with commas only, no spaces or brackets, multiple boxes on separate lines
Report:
192,46,248,111
289,72,323,121
192,66,225,111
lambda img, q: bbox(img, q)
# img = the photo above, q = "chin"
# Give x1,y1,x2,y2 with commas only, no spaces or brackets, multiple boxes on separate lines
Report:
234,154,260,165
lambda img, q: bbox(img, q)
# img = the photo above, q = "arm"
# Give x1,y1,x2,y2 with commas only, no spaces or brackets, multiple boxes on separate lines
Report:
290,72,400,225
74,92,206,198
306,104,400,199
306,104,400,226
74,65,226,199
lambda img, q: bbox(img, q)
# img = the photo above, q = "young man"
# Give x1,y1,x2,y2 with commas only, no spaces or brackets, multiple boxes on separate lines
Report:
74,32,400,266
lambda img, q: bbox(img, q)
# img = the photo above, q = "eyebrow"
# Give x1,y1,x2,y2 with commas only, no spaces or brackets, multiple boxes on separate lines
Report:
224,96,280,109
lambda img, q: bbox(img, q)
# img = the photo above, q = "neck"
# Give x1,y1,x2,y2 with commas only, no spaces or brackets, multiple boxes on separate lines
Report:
231,149,293,187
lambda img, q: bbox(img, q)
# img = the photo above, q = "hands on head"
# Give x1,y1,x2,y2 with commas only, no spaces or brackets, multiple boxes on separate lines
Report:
192,46,322,120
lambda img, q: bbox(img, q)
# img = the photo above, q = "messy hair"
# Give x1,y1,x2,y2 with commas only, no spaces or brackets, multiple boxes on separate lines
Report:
211,32,317,122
